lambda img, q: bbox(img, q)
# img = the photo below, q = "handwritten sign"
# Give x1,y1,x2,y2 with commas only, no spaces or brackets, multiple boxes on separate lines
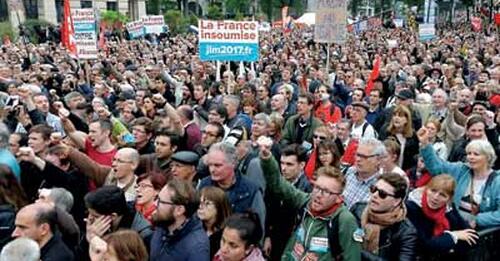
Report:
314,0,347,44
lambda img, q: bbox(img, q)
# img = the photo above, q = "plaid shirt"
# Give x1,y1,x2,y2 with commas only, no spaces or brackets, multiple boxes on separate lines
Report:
343,167,381,209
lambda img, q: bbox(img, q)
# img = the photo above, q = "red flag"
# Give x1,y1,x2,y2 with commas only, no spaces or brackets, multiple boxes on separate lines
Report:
61,0,77,56
471,17,482,32
365,56,381,96
495,13,500,26
98,22,107,52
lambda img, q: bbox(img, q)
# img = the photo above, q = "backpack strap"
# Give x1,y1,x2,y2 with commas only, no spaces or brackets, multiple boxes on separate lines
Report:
327,213,342,260
361,122,369,137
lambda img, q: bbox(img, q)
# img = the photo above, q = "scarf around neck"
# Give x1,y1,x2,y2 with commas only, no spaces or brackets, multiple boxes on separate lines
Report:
361,204,407,254
421,188,450,236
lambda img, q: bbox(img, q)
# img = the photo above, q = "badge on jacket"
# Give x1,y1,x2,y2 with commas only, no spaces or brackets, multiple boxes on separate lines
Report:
353,228,365,242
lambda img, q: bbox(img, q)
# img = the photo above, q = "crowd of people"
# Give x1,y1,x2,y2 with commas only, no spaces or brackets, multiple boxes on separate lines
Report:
0,17,499,261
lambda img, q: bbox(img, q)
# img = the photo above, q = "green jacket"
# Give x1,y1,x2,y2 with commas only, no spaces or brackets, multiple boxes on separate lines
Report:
261,157,361,261
281,114,323,146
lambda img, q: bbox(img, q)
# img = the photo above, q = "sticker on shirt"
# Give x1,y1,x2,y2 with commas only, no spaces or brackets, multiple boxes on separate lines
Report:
353,228,365,242
309,237,329,253
291,242,305,260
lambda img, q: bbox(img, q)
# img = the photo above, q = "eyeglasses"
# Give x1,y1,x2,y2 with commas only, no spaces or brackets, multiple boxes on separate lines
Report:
312,185,341,197
313,135,327,140
156,198,177,206
370,185,396,199
135,183,154,190
355,153,378,160
113,158,133,164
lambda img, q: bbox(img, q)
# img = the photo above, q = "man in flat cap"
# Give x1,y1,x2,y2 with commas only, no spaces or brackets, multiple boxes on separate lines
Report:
350,101,378,139
171,151,199,187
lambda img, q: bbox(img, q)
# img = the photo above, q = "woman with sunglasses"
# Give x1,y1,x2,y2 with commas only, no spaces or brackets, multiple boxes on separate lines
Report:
197,186,232,259
134,173,167,224
406,174,478,259
304,126,342,179
418,127,500,229
351,173,417,261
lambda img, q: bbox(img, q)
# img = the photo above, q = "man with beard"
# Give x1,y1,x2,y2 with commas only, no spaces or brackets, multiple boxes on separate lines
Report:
150,179,209,260
258,136,361,260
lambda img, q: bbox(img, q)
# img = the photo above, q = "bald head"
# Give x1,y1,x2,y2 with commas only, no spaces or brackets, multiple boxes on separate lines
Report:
12,203,57,246
117,148,139,167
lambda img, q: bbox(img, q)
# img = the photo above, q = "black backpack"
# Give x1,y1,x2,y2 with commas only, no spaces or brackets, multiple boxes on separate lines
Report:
294,204,343,260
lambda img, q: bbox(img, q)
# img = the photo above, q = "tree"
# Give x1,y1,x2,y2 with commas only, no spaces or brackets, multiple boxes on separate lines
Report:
146,0,161,14
207,4,224,20
225,0,251,16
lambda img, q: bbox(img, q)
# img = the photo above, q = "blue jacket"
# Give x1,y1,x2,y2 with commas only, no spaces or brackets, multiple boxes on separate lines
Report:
149,217,209,261
420,144,500,228
198,174,266,233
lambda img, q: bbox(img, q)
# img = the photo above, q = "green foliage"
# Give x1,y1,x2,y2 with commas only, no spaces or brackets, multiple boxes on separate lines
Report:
100,10,129,25
0,22,15,42
164,9,193,35
207,4,224,20
21,19,52,44
146,0,161,14
348,0,363,16
225,0,251,15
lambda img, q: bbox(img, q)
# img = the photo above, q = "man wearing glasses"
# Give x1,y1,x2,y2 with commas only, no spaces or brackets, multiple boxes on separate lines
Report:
258,136,361,261
343,138,385,209
150,179,209,260
350,173,417,260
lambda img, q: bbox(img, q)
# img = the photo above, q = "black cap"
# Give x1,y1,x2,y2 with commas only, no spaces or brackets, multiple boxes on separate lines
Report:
351,101,369,112
395,89,415,100
171,151,199,166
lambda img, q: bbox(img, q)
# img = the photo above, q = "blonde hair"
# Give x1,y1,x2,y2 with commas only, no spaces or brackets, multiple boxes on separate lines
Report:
426,174,456,199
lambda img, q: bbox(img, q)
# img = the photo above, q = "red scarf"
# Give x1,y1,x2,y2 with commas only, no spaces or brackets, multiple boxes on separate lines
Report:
421,189,450,236
309,199,344,218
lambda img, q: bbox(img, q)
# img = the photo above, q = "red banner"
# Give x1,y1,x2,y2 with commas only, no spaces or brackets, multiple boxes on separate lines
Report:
61,0,77,56
495,13,500,26
471,16,482,32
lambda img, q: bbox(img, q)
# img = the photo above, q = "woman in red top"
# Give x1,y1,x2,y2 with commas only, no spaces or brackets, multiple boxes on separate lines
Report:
134,173,167,224
314,85,342,125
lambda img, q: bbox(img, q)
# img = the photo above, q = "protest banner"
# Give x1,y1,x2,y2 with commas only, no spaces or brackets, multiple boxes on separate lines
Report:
314,0,347,44
198,20,259,62
126,20,145,38
71,8,97,59
142,16,165,35
419,23,436,41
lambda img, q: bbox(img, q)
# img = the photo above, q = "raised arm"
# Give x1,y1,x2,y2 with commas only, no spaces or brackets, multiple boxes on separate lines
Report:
258,137,309,210
417,127,465,179
59,108,86,150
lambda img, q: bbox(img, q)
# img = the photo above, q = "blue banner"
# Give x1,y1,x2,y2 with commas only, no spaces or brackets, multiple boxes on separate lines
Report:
199,42,259,62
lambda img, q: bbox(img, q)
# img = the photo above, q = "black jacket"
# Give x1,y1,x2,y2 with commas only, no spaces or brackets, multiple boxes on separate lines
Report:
41,234,75,261
351,203,418,261
0,205,15,251
406,200,471,259
378,130,419,171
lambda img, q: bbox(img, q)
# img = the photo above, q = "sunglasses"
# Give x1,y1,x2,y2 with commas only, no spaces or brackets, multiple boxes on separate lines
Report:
370,185,396,199
313,135,326,140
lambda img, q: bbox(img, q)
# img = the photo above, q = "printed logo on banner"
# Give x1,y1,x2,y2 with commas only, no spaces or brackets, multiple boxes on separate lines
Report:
419,23,436,41
314,0,347,44
142,16,165,35
71,8,97,59
198,20,259,62
126,20,145,38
